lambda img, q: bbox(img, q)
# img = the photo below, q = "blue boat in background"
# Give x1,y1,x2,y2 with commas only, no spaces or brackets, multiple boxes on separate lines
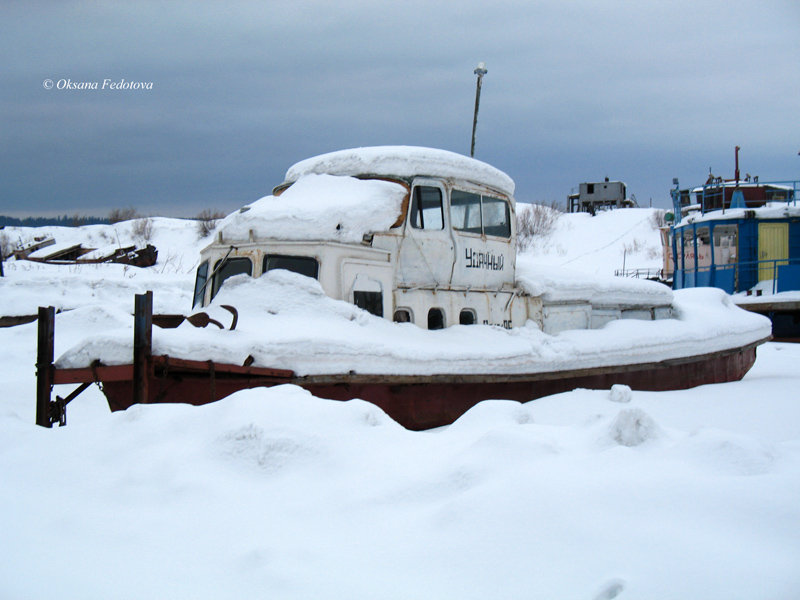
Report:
666,148,800,340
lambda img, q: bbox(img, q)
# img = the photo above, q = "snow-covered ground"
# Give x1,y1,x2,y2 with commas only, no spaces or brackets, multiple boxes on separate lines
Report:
1,210,798,599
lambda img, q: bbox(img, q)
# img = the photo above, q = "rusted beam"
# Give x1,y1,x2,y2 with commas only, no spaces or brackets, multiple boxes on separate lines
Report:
54,364,134,385
35,306,55,427
132,291,153,406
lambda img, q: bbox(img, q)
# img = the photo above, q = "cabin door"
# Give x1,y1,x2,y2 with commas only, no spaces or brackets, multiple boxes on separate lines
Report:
397,180,455,287
758,222,789,282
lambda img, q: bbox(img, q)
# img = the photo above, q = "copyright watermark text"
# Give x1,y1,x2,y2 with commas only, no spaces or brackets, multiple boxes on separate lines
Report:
43,78,154,90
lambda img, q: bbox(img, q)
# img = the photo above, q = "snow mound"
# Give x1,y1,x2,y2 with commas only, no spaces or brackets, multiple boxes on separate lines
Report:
516,259,673,306
608,408,662,446
283,146,515,196
608,384,632,403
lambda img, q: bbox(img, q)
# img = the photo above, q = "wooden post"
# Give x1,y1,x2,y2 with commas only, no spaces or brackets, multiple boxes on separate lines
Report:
36,306,55,427
132,291,153,405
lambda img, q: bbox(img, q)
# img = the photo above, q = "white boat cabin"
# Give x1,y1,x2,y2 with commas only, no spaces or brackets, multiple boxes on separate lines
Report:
193,146,541,329
193,146,672,332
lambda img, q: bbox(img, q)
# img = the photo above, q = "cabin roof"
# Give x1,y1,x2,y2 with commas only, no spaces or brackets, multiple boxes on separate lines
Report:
216,173,408,244
282,146,515,197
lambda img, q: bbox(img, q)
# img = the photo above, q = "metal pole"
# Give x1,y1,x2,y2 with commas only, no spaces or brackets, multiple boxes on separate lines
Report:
470,62,487,158
133,291,153,406
36,306,55,427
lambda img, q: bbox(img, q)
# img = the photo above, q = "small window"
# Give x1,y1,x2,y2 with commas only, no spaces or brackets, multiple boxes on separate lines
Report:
428,308,445,330
410,186,444,230
451,190,483,234
211,257,252,300
263,255,319,279
193,260,209,308
394,309,412,323
451,190,511,238
354,291,383,317
587,184,595,194
482,196,511,238
459,309,476,325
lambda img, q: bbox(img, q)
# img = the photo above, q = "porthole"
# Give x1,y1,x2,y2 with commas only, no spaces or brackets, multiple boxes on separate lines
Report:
394,309,412,323
459,309,476,325
428,308,445,330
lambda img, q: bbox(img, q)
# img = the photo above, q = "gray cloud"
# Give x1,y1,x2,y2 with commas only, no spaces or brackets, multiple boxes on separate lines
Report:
2,0,799,217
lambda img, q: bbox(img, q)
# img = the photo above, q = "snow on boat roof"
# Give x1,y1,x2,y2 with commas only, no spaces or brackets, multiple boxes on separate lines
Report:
678,203,800,226
217,173,408,244
282,146,516,197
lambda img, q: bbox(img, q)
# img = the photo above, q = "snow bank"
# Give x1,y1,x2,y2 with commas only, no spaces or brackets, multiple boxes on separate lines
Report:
2,367,799,599
283,146,516,196
1,211,798,600
516,258,673,306
216,174,408,244
56,271,770,376
519,208,664,278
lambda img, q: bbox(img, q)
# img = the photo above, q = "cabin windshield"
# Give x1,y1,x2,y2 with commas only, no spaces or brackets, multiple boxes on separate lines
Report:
211,257,252,300
193,261,209,308
263,255,319,279
450,190,511,238
410,186,444,230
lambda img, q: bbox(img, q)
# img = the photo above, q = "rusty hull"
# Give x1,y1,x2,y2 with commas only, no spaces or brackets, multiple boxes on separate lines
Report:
55,339,763,430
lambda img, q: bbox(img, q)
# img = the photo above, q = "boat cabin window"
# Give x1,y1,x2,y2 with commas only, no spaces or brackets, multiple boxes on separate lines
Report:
713,225,738,265
482,196,511,238
696,226,710,247
393,309,412,323
451,190,511,238
459,309,476,325
410,186,444,230
354,291,383,317
193,260,209,308
451,191,483,234
211,257,252,300
428,307,445,330
263,254,319,279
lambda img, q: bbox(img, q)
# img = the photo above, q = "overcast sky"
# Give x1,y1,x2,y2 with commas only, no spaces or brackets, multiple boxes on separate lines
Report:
2,0,799,218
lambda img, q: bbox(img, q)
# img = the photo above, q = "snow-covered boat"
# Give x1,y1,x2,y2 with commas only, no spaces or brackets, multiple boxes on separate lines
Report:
40,147,771,429
666,151,800,341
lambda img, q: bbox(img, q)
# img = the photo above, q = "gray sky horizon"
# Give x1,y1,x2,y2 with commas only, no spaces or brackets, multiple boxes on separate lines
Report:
2,0,799,219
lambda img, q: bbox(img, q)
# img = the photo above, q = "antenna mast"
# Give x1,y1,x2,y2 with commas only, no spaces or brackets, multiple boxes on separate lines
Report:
470,62,487,158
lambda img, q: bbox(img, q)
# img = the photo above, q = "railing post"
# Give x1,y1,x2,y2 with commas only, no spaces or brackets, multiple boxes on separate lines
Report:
36,306,55,428
132,291,153,405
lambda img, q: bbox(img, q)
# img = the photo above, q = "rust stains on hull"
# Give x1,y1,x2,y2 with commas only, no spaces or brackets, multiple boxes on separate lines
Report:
56,339,763,431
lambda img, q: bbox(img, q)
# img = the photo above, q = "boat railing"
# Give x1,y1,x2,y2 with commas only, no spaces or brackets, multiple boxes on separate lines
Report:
681,257,800,295
697,178,799,215
614,267,664,281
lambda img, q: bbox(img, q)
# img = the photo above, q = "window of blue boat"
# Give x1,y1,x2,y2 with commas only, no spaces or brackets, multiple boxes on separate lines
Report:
410,186,444,230
262,255,319,279
211,257,252,300
193,260,209,308
713,225,738,265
